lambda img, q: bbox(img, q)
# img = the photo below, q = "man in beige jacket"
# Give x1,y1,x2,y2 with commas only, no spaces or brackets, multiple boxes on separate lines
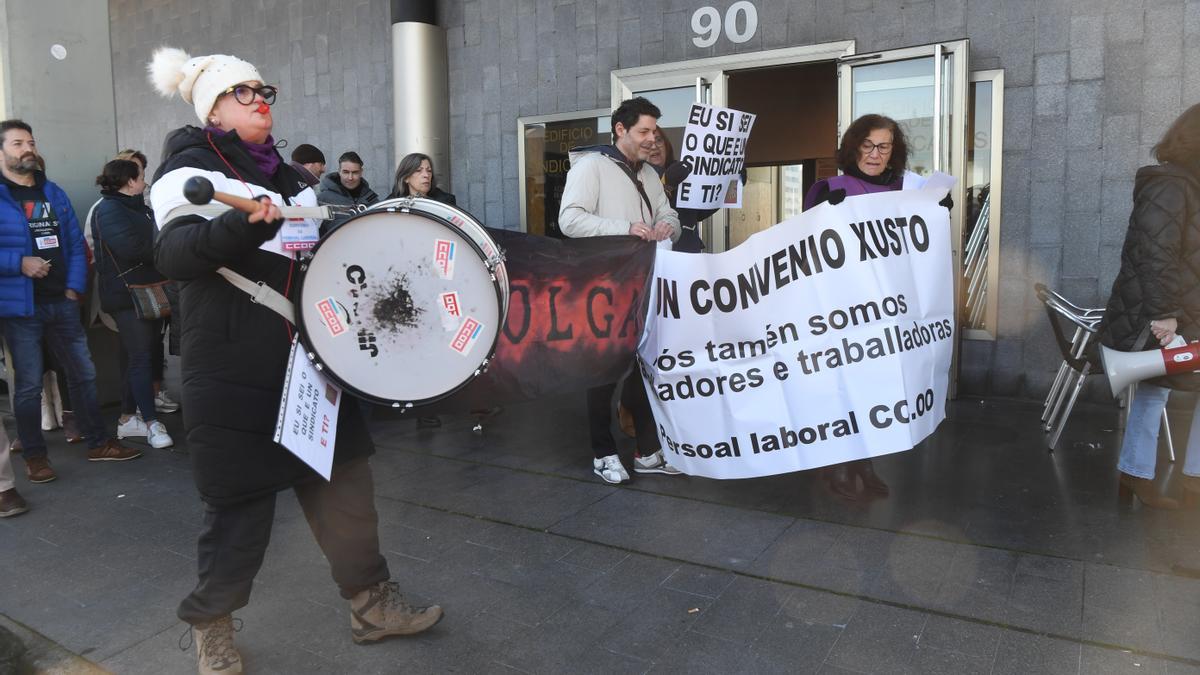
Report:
558,96,681,484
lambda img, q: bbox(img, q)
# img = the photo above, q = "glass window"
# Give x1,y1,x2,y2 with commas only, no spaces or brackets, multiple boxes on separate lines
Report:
851,56,936,175
521,114,609,237
963,78,996,334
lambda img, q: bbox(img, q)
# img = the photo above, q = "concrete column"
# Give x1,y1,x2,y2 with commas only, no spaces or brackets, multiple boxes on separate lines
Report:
0,0,116,218
391,0,450,194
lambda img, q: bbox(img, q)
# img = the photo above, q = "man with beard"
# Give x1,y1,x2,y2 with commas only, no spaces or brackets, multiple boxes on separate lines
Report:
0,120,139,484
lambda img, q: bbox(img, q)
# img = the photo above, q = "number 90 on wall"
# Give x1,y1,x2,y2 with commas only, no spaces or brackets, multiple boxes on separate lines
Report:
691,2,759,48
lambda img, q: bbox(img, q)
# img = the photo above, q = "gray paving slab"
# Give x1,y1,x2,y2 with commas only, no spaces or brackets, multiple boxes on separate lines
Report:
4,395,1200,673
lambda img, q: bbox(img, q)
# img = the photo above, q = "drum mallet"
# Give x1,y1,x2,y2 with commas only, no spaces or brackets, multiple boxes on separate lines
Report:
183,176,271,214
184,175,358,221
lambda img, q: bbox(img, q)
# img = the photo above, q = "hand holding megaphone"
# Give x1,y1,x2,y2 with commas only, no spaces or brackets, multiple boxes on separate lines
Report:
1100,335,1200,397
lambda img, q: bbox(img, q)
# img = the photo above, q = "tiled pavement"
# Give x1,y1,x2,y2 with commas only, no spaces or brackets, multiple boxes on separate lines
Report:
2,393,1200,674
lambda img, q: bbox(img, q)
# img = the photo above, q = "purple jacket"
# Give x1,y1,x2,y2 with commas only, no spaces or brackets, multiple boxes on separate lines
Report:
803,172,902,212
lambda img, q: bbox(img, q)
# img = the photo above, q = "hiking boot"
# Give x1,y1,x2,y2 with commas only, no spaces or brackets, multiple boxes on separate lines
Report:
148,421,174,449
0,488,28,517
349,581,443,643
87,440,142,462
189,615,242,675
118,415,150,439
61,411,84,444
593,454,630,484
633,450,683,476
25,457,56,483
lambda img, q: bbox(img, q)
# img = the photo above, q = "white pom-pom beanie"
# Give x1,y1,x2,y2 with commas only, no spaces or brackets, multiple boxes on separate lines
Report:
148,47,264,124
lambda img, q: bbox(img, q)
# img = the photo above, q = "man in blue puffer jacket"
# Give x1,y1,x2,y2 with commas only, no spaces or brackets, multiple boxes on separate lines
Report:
0,119,139,484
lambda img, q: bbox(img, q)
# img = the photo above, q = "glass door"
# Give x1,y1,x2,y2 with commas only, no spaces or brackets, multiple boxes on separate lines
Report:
613,68,727,251
838,41,970,394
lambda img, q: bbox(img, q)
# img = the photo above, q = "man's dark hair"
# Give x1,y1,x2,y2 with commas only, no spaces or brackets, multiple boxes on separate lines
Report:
0,119,33,145
96,159,141,192
611,97,661,138
835,114,909,175
338,151,364,167
292,143,326,165
1155,103,1200,165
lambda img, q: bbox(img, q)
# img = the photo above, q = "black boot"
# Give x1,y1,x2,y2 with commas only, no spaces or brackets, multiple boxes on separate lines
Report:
854,459,890,496
825,463,859,500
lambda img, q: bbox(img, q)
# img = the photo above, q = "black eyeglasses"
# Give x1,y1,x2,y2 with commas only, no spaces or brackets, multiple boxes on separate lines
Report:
220,84,278,106
859,140,894,156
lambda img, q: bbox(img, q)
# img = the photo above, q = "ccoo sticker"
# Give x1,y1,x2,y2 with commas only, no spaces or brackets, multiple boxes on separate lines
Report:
434,239,456,280
449,316,483,356
315,297,348,337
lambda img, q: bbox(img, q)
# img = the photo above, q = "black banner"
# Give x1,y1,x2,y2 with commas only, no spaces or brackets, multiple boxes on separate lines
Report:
405,229,656,414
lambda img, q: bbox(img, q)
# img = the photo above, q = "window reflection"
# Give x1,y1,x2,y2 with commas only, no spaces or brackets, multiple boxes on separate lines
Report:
522,116,608,237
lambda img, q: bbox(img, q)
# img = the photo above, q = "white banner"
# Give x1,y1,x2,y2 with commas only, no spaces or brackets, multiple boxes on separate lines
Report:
677,103,756,209
638,181,955,479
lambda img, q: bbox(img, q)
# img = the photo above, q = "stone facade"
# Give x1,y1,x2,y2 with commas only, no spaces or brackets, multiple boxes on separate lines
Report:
109,0,395,195
109,0,1200,400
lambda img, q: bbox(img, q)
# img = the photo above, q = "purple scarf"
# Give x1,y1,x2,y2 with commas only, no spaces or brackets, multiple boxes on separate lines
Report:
204,126,281,178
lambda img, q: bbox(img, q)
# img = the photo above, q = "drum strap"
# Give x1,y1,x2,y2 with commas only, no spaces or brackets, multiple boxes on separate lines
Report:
215,267,296,324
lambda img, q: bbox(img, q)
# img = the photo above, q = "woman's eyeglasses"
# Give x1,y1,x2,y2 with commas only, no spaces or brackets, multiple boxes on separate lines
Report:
859,140,894,156
221,84,278,106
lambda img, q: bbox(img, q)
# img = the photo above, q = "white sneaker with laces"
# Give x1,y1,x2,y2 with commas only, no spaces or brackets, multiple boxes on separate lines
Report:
593,454,630,484
117,415,149,439
633,450,684,476
155,390,180,414
147,421,174,449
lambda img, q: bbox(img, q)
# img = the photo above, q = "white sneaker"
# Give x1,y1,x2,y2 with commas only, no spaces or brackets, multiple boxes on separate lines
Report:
40,394,59,431
633,450,684,476
147,421,174,449
155,390,180,414
593,454,630,484
117,415,149,439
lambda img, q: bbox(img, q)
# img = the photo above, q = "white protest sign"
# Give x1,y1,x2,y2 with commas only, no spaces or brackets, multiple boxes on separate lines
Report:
677,103,756,210
638,179,955,479
274,338,342,480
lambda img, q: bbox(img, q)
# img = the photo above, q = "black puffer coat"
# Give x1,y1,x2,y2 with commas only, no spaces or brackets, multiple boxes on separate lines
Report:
152,126,373,505
1100,162,1200,390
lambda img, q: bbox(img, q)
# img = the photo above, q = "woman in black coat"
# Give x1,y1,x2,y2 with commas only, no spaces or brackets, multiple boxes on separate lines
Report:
148,46,441,672
1100,103,1200,509
93,159,173,450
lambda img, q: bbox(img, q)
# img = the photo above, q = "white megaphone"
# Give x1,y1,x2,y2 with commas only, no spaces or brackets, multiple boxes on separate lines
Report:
1100,336,1200,397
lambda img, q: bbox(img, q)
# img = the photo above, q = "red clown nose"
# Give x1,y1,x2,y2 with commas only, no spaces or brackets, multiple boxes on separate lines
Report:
257,103,270,114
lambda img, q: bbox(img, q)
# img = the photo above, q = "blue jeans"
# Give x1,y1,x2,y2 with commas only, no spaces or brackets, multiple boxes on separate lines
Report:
2,299,110,459
1117,382,1200,479
112,309,159,423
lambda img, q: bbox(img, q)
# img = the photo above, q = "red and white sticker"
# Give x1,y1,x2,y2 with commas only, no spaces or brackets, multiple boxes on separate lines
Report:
315,297,347,337
449,316,483,356
35,235,58,250
439,291,462,319
434,239,456,280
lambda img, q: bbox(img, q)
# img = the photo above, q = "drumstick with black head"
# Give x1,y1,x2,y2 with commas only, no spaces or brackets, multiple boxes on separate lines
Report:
183,176,360,221
184,176,267,214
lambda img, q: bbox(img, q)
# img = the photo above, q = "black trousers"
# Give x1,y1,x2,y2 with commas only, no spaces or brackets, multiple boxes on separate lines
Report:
586,361,662,460
177,457,391,625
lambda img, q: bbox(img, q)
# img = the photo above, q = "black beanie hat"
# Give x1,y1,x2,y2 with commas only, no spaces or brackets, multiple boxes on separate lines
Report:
291,143,326,165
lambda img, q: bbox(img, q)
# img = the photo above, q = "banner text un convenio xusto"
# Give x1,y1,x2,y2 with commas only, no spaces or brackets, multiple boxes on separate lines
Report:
638,181,955,479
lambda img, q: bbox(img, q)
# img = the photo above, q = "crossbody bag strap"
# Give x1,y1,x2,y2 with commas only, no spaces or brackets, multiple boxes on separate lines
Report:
607,155,654,222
